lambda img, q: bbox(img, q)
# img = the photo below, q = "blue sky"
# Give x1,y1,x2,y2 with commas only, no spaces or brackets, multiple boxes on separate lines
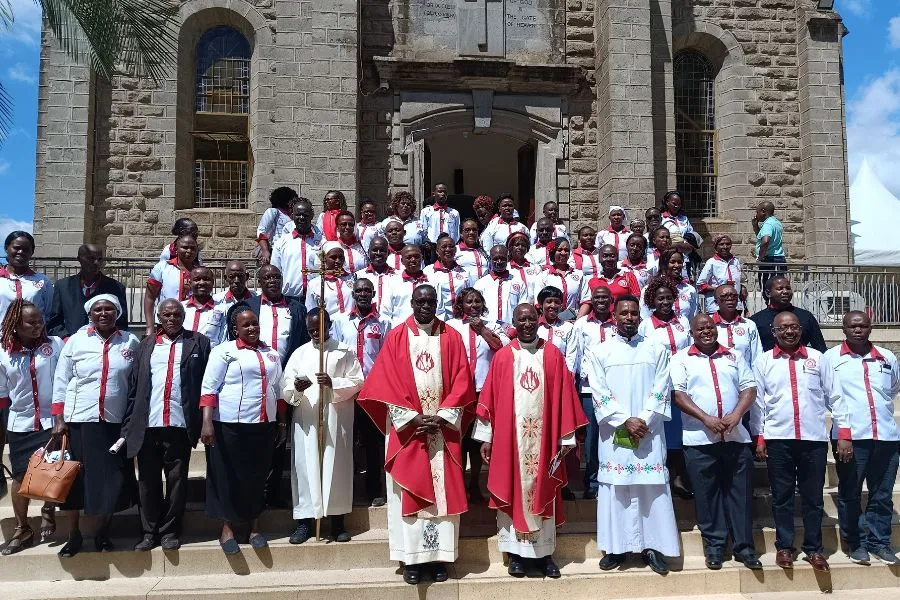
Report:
0,0,899,242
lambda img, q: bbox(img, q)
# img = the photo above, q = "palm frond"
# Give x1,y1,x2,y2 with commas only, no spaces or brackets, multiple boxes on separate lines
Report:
39,0,178,84
0,0,13,29
0,81,12,143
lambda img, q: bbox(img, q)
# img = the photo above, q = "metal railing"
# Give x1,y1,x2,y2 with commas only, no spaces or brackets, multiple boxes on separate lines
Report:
29,258,900,327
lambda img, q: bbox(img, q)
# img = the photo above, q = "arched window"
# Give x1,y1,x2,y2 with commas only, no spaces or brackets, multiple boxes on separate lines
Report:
674,50,717,219
193,26,251,209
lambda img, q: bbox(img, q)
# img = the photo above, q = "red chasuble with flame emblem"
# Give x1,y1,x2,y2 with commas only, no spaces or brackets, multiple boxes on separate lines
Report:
477,339,587,531
358,316,476,517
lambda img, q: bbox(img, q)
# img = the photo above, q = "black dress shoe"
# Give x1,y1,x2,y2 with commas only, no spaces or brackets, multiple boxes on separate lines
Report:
561,487,576,501
160,535,181,551
671,485,694,500
705,554,723,570
58,530,83,558
432,562,448,582
642,549,669,575
329,515,351,542
542,556,561,578
583,489,598,500
370,497,386,507
734,552,763,570
289,519,312,545
599,552,626,570
508,553,526,577
133,534,156,552
94,535,114,553
403,565,420,585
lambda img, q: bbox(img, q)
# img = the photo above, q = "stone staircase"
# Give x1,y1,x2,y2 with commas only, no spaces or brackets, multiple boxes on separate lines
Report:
4,394,900,598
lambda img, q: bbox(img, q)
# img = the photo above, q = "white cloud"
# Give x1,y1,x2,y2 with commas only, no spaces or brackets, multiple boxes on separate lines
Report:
0,217,33,247
842,0,871,18
0,160,9,175
0,0,42,45
890,17,900,49
847,68,900,197
7,62,35,84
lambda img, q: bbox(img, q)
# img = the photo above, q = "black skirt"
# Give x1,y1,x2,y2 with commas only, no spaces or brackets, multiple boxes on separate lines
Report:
7,428,53,480
205,421,275,523
61,422,136,514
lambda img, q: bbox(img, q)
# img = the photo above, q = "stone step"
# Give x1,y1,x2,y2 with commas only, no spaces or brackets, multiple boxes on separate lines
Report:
0,528,898,590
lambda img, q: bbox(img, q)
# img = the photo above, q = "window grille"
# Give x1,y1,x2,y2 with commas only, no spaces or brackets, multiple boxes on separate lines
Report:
674,50,717,219
195,26,251,114
195,160,249,209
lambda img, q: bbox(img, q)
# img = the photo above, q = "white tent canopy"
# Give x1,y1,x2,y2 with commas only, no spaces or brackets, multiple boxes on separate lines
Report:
849,159,900,265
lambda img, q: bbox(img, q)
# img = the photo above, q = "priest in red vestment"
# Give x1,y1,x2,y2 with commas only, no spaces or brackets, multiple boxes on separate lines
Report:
357,285,476,585
475,303,587,578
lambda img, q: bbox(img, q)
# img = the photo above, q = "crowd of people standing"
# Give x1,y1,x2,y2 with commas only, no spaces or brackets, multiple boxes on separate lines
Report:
0,184,896,586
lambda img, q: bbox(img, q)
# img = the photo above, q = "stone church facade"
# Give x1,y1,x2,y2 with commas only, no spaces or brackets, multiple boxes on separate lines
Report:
32,0,851,264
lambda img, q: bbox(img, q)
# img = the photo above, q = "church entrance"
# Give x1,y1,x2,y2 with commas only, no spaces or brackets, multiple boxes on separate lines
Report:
424,132,537,225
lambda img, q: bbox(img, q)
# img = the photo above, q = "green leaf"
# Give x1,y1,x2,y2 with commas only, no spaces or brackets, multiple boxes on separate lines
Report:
0,0,13,30
0,81,11,143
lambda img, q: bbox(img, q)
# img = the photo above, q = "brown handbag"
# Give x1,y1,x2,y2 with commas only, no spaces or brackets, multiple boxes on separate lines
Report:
18,434,81,504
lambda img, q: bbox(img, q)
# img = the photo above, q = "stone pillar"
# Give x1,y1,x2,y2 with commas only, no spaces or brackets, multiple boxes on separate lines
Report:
33,33,95,258
595,0,657,218
797,9,850,264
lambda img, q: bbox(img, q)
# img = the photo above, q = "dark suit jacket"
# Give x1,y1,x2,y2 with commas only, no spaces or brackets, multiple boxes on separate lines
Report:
121,330,212,458
246,295,310,365
749,304,828,354
47,274,129,337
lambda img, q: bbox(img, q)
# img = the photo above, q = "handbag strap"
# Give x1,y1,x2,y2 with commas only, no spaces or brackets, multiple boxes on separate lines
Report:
42,433,70,472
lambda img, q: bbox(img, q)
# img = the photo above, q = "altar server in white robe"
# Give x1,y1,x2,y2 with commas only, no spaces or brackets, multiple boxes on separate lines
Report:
283,308,364,544
584,294,680,575
357,285,476,585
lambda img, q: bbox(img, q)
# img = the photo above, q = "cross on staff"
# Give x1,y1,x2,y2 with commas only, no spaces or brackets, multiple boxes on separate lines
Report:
301,249,347,542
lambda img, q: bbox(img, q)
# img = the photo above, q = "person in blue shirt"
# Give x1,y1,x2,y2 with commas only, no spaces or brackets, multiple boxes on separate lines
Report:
752,201,786,304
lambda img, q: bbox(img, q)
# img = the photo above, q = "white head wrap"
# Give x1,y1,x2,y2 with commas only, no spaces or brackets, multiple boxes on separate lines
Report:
608,205,628,223
84,293,123,320
321,241,343,254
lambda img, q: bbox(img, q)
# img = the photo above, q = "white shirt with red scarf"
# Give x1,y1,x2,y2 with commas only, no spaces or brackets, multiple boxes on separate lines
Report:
385,271,431,327
148,259,192,304
0,337,64,432
331,307,392,377
639,280,698,322
566,314,615,390
257,207,294,248
182,297,227,348
159,242,204,265
0,267,54,321
356,221,379,252
305,274,357,318
529,222,569,245
446,318,510,391
596,227,631,262
697,255,744,313
750,345,849,445
52,327,139,423
424,262,473,321
570,248,601,278
420,203,461,243
509,260,542,303
339,239,369,274
456,243,489,282
356,265,396,317
271,227,324,300
534,267,589,314
473,271,527,326
637,314,692,356
825,342,900,442
537,318,575,370
525,242,553,270
148,332,187,429
480,218,529,251
257,294,295,365
671,344,756,446
200,340,284,423
213,288,257,312
619,258,652,289
713,313,762,369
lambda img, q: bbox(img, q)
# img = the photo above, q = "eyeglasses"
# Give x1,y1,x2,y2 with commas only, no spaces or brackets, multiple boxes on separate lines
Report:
773,325,801,333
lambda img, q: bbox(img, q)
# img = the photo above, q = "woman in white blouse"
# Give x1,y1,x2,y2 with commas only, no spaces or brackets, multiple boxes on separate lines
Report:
0,299,64,554
200,305,286,555
0,231,53,323
52,294,140,557
534,238,588,317
446,287,509,501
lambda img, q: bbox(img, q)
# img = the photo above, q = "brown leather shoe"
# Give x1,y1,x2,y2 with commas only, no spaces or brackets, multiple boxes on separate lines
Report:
804,552,830,572
776,549,795,569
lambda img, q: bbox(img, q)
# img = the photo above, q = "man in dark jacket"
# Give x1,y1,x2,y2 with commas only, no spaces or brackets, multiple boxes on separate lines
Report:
122,299,211,552
245,264,310,507
750,275,827,353
47,244,129,336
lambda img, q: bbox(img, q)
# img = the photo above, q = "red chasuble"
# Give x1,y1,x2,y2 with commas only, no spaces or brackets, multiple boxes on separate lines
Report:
477,339,587,531
358,316,476,517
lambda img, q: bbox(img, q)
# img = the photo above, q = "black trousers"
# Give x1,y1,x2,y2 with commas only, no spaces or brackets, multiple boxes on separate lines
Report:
766,439,827,554
356,404,385,500
137,427,191,538
684,442,755,557
265,437,288,505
